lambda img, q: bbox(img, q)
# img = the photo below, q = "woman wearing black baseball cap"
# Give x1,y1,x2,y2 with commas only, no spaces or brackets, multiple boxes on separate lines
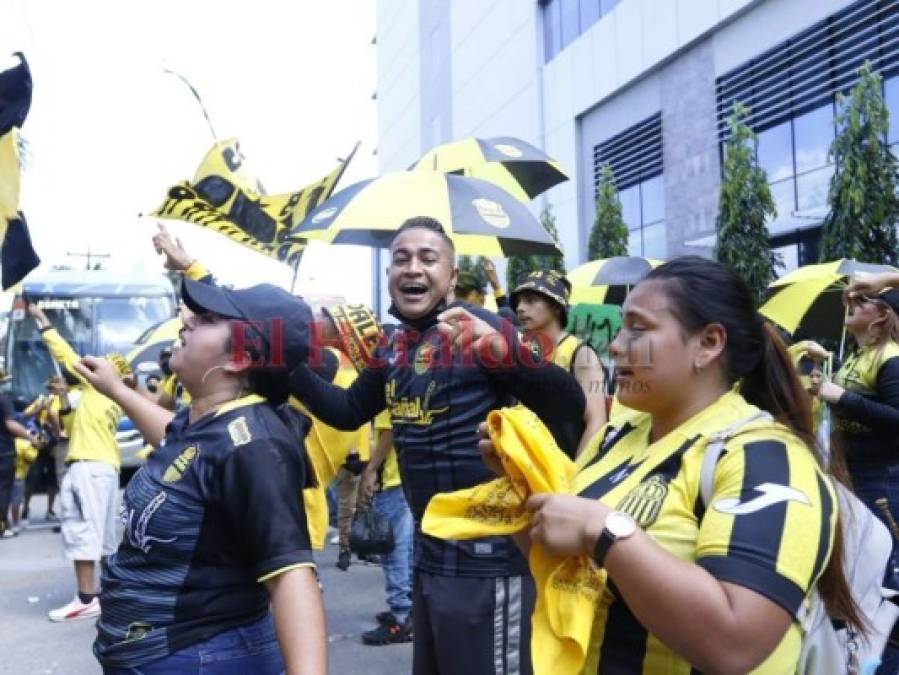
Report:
75,278,325,675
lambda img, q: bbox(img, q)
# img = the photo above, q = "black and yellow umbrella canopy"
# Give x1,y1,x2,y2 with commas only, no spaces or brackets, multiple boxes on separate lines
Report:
568,256,662,305
412,136,568,202
288,171,562,257
760,259,899,341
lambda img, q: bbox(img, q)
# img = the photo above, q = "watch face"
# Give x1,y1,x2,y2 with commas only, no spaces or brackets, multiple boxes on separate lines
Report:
606,511,637,538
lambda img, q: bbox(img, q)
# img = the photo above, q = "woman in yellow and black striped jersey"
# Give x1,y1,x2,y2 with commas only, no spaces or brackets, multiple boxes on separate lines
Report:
483,257,863,674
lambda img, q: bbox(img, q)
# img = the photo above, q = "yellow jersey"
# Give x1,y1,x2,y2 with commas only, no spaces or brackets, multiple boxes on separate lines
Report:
574,390,836,674
374,409,401,489
14,438,38,480
294,348,371,548
159,373,191,409
41,328,122,468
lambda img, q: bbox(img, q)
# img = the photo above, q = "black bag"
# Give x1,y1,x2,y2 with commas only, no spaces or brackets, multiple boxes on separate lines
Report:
349,503,394,556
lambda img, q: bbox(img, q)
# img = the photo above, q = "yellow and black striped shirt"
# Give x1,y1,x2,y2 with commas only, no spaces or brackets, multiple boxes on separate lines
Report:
573,390,836,674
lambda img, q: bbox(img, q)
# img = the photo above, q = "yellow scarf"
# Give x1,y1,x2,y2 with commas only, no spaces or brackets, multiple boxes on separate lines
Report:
422,406,604,675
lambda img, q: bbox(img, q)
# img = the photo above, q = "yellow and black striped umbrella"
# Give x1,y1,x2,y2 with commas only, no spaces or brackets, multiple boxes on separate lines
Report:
760,259,899,341
568,256,662,305
288,171,562,257
412,136,568,202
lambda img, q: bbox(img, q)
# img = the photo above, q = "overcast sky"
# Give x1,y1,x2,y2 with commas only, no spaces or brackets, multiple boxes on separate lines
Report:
1,0,377,303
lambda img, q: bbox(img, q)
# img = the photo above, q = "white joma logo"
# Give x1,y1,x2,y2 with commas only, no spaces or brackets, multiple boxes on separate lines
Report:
713,483,810,515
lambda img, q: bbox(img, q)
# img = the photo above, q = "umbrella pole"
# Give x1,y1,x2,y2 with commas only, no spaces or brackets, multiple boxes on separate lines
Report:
838,305,848,362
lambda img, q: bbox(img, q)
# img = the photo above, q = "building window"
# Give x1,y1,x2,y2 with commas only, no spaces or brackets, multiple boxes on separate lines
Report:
541,0,620,62
716,0,899,269
622,176,667,259
594,113,665,259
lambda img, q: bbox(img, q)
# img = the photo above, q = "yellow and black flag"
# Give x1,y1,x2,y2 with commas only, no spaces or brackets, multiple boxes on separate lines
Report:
152,140,357,267
0,53,39,290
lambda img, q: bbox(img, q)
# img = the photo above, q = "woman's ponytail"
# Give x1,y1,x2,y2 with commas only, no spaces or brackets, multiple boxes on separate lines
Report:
739,321,815,448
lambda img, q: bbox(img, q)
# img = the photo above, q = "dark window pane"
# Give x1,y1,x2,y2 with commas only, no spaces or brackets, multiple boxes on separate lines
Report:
579,0,600,29
544,0,561,61
619,185,641,229
796,164,833,212
640,175,665,225
600,0,620,14
560,0,580,48
757,120,793,181
885,76,899,145
642,221,667,259
793,104,834,173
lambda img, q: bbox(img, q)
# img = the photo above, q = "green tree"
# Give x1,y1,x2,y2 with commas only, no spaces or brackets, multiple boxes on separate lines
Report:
457,255,487,288
715,101,781,304
505,204,565,289
821,61,899,265
588,163,628,260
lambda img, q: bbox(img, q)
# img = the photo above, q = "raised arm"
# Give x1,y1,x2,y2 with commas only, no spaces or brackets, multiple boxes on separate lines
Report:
28,305,85,385
288,360,386,431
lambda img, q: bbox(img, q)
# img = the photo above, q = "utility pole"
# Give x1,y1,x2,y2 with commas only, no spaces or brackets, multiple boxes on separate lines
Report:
66,247,111,270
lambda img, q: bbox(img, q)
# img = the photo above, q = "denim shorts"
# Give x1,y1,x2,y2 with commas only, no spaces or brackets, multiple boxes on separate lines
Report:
103,613,284,675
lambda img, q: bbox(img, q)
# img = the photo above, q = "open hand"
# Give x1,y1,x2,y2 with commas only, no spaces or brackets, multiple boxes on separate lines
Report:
153,223,194,272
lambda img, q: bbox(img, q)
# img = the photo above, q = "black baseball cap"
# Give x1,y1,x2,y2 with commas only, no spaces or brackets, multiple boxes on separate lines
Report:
181,278,313,369
510,270,572,326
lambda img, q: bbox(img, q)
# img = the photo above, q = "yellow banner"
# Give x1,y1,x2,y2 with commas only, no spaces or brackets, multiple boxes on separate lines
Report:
152,142,356,267
0,130,20,227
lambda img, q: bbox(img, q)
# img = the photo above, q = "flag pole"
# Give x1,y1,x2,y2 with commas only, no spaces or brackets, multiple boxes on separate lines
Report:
163,67,219,143
290,250,304,295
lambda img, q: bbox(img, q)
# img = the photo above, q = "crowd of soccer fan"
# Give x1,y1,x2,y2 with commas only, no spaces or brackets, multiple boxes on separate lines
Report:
1,218,899,675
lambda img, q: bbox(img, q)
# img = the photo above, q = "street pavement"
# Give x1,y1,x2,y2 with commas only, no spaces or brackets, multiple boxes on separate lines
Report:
0,514,412,674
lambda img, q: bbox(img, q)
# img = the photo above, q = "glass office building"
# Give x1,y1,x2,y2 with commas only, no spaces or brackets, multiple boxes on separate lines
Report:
374,0,899,277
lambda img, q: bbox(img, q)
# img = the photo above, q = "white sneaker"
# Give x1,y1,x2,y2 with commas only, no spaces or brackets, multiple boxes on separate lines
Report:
48,596,100,622
1,529,14,539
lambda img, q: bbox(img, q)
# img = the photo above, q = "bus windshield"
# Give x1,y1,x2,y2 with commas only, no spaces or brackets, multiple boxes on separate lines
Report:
95,296,174,354
6,294,174,408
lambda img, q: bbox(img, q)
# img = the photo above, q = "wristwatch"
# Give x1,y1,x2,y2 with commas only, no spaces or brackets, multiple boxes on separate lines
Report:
592,510,637,567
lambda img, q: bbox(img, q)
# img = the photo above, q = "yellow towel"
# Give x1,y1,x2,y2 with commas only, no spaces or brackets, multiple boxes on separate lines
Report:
423,406,604,675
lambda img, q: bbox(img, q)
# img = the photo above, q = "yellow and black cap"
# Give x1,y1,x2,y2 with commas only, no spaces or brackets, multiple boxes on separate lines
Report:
510,270,572,325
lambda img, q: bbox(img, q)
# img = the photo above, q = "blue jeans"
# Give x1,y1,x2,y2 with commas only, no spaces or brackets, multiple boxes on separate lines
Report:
103,614,284,675
373,486,413,615
850,464,899,675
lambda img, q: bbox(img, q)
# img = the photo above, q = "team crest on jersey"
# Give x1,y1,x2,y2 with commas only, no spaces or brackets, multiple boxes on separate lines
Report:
616,474,669,528
162,445,199,483
414,343,436,375
228,417,252,446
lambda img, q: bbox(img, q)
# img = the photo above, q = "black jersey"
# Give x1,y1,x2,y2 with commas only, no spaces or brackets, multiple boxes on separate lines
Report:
290,301,585,577
94,396,313,668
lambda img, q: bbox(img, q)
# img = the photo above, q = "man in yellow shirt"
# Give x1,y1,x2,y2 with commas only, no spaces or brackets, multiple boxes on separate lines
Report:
5,436,39,537
28,303,133,623
511,270,607,455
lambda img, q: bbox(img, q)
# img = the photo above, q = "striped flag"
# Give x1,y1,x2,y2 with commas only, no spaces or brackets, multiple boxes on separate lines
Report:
152,141,357,267
0,53,39,289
